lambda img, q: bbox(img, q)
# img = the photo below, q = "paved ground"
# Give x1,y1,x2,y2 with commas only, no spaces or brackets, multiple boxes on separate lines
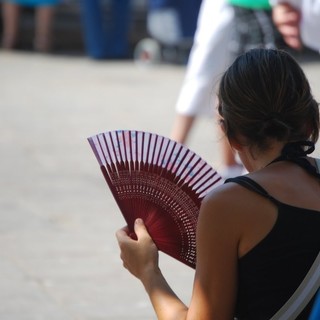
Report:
0,50,319,320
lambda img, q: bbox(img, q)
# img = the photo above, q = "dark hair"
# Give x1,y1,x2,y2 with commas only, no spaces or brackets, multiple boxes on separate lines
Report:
218,48,319,151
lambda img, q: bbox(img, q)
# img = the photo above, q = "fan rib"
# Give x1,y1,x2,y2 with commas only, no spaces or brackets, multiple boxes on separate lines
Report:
177,154,197,186
102,133,117,174
158,138,171,175
178,154,201,186
169,144,184,174
115,131,125,168
154,136,164,171
173,148,191,184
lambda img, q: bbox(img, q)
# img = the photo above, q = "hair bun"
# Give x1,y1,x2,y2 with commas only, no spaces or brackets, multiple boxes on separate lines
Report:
259,115,291,140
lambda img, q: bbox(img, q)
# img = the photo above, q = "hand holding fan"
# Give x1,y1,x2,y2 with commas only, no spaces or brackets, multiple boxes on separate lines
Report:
88,130,222,269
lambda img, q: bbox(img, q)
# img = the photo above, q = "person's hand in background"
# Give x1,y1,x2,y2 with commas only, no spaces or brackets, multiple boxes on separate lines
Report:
272,2,302,50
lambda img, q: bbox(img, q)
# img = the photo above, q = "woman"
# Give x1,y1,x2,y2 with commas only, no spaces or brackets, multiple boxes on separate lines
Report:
170,0,281,180
116,49,320,319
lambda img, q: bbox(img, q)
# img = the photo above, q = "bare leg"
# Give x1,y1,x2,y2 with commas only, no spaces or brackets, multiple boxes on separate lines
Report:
170,113,196,144
171,113,244,178
2,2,21,49
34,6,55,52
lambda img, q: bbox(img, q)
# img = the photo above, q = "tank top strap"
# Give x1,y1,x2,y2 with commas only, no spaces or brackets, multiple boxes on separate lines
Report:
290,158,320,179
315,158,320,174
225,176,280,205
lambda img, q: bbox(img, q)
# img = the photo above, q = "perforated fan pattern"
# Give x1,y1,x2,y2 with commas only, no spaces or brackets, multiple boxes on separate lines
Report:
88,130,222,268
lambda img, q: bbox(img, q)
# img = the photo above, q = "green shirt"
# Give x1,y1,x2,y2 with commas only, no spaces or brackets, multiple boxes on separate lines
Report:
228,0,271,10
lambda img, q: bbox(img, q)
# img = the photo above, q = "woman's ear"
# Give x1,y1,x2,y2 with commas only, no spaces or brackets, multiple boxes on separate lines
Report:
218,118,246,152
218,117,226,134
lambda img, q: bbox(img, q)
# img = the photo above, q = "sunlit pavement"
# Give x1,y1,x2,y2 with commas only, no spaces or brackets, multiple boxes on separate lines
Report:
0,50,319,319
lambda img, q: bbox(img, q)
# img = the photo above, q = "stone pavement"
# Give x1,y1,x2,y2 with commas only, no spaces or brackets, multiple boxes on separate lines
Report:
0,51,319,320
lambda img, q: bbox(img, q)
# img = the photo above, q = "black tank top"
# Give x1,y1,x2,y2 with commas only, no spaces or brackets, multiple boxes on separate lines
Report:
225,141,320,320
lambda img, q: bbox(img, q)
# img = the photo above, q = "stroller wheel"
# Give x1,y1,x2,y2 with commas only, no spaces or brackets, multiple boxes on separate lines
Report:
133,38,161,65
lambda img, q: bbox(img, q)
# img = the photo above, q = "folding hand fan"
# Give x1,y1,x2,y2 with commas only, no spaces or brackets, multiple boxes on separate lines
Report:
88,130,222,268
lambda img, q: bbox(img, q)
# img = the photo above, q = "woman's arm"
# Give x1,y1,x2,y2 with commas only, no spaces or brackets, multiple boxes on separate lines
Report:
188,190,239,319
116,220,188,319
116,186,241,320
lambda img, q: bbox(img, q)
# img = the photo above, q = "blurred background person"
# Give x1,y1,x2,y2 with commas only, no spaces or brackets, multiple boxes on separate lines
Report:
1,0,59,52
133,0,201,65
147,0,201,48
170,0,279,178
81,0,131,59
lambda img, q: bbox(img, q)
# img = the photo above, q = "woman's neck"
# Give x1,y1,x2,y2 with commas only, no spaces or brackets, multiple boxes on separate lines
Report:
240,142,286,172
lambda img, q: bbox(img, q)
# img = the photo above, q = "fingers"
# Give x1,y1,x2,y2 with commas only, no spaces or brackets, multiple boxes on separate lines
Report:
116,219,149,243
120,252,128,269
273,5,300,26
134,218,150,240
276,24,302,49
115,226,130,242
283,35,302,50
116,225,136,253
115,219,159,279
272,3,302,50
116,231,133,271
277,24,299,38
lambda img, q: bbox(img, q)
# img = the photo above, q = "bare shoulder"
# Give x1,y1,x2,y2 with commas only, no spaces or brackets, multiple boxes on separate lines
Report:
191,183,242,319
198,176,279,258
199,177,277,234
201,181,255,219
198,182,255,238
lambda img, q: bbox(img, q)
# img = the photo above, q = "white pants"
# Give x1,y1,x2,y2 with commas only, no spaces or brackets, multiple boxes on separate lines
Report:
175,0,234,117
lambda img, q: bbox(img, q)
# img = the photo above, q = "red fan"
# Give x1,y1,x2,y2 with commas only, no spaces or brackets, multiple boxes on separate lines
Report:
88,130,222,268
